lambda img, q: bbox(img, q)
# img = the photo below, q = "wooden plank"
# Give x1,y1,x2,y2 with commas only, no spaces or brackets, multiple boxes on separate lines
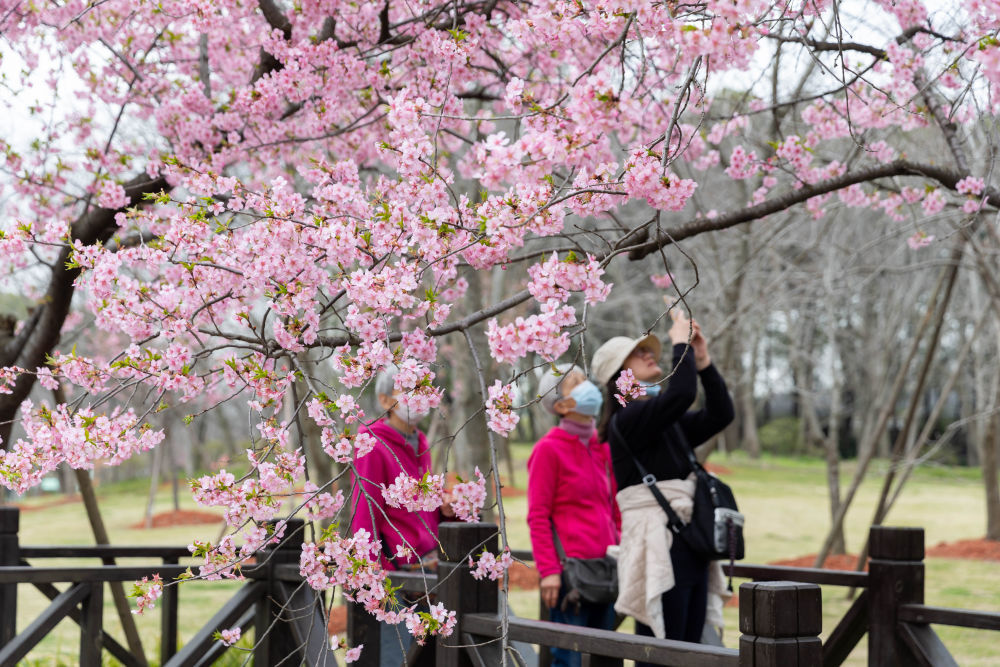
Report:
80,583,104,667
897,622,958,667
163,581,264,667
898,604,1000,631
29,576,141,667
190,609,254,667
462,614,739,667
347,599,381,667
724,563,868,588
0,582,89,666
463,631,504,667
21,546,193,558
0,563,269,583
279,581,339,666
437,523,499,667
822,590,868,667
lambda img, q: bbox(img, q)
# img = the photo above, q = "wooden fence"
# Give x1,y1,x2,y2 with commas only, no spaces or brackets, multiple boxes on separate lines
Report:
2,505,1000,666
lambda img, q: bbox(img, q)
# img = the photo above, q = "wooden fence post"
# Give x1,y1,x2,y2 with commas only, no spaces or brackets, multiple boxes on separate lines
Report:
738,580,822,666
254,518,306,667
347,589,382,667
160,555,180,664
436,522,498,667
868,526,924,666
80,582,104,667
0,506,18,646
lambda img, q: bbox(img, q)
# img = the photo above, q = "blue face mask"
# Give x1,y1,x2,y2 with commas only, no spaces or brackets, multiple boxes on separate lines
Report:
568,380,603,417
640,381,662,397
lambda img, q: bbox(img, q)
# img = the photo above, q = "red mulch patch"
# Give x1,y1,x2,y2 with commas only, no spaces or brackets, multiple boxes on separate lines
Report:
130,509,223,529
507,561,540,589
927,537,1000,560
14,494,82,512
769,553,867,571
704,463,733,476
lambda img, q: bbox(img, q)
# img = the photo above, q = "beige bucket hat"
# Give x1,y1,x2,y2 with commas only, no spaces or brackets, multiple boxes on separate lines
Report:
591,334,662,386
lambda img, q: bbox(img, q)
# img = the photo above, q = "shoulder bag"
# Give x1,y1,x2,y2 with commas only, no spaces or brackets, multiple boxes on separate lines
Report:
552,527,618,606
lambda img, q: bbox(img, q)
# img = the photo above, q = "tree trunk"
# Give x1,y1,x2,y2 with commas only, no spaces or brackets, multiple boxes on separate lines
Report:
145,438,164,529
984,411,1000,540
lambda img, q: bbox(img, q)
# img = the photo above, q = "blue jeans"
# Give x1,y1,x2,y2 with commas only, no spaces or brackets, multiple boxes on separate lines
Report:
548,583,617,667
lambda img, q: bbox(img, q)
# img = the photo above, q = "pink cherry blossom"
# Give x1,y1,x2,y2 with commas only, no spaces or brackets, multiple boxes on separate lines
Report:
218,627,241,646
614,369,646,407
907,231,935,250
451,467,488,522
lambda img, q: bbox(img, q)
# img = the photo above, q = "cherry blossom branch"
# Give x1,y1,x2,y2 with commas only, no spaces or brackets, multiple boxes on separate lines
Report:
628,160,1000,260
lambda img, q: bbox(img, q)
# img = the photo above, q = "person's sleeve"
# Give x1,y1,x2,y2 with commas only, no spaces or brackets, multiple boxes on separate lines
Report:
608,457,622,537
616,344,699,450
678,364,736,446
526,444,562,578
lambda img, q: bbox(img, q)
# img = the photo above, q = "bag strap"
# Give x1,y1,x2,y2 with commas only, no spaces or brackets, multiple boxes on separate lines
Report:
670,423,725,508
668,422,703,472
609,415,687,535
551,522,568,563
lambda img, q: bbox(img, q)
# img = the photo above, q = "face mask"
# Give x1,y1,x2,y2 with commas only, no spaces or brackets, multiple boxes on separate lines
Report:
394,401,431,425
568,380,603,417
640,381,662,397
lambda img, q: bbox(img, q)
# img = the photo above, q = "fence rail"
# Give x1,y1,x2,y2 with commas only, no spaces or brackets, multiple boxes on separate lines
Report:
2,504,1000,666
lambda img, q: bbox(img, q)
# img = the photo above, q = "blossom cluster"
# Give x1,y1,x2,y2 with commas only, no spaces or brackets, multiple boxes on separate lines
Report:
217,627,242,647
330,635,364,663
614,369,646,407
381,471,446,512
469,547,514,581
450,467,488,522
485,381,520,436
0,401,164,494
130,575,163,615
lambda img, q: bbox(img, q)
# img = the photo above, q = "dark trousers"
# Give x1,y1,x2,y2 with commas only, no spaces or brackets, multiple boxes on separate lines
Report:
549,583,617,667
634,536,709,666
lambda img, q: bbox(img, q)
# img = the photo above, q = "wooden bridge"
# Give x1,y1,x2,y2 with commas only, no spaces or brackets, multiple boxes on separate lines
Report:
1,506,998,665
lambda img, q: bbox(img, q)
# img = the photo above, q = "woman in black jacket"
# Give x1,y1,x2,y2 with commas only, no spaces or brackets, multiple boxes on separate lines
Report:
592,308,734,650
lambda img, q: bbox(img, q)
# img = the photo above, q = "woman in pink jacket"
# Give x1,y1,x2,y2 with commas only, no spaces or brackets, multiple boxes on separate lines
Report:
528,364,621,667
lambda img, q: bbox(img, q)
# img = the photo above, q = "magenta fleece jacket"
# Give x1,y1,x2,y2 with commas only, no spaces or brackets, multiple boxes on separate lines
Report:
349,419,441,571
527,426,622,579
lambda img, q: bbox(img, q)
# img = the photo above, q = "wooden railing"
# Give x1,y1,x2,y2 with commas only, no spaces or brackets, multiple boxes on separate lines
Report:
0,508,335,667
3,503,1000,666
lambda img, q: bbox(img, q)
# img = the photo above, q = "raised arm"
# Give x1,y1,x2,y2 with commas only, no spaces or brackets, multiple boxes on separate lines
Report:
679,320,735,445
679,364,735,446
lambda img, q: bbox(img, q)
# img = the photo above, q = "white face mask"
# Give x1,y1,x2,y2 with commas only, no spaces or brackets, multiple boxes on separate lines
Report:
394,401,430,425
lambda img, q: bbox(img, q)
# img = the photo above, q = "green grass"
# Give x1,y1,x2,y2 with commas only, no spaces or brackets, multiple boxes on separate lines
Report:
10,451,1000,665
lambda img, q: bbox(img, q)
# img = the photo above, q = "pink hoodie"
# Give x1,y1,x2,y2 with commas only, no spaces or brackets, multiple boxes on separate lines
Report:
527,424,621,578
349,419,441,571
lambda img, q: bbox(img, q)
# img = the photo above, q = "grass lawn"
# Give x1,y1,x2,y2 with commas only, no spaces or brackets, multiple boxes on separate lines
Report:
8,449,1000,665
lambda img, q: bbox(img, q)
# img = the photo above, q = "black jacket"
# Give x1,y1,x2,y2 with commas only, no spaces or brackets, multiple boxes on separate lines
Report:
610,343,735,490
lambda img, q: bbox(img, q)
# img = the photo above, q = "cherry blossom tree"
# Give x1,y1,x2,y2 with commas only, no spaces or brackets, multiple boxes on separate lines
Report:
3,0,1000,656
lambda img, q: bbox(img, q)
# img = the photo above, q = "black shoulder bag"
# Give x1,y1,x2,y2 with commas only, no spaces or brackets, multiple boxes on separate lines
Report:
552,527,619,608
609,416,744,588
